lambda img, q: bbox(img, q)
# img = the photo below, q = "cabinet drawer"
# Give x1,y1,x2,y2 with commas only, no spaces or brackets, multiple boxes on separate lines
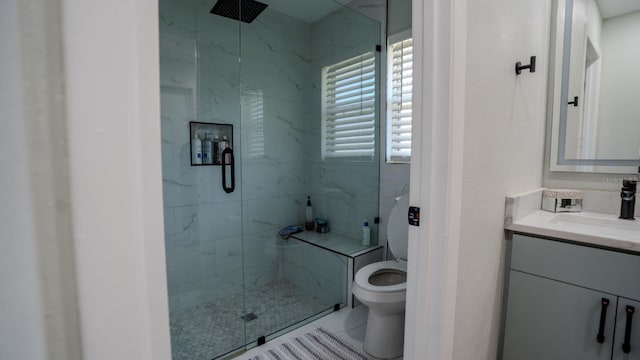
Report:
511,234,640,301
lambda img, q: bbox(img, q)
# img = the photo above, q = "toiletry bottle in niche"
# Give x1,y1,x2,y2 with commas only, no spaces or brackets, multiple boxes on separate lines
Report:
212,134,220,164
202,133,213,164
191,132,202,164
362,221,371,246
220,135,231,164
305,196,314,231
218,135,226,163
224,136,232,163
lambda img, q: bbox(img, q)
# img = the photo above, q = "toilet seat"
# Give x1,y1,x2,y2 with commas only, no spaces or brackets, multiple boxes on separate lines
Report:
387,194,409,260
354,260,407,293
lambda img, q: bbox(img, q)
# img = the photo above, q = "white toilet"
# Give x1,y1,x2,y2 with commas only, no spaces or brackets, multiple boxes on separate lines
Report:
352,194,409,359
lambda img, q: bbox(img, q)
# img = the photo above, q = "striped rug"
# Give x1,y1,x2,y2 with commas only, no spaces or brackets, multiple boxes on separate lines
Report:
246,327,371,360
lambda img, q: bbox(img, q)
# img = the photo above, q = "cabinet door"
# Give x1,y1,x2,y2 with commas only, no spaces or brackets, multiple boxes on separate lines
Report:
612,298,640,360
503,270,616,360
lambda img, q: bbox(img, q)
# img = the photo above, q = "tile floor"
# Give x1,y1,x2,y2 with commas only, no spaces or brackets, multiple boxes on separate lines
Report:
170,280,332,360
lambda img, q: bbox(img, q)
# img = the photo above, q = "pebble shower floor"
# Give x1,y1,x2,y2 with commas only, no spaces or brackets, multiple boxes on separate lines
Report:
170,280,331,360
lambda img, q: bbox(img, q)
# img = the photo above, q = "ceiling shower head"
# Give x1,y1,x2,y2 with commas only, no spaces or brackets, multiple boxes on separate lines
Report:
210,0,268,23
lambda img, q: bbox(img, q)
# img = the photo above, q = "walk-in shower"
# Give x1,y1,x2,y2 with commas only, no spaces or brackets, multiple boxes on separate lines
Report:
159,0,381,358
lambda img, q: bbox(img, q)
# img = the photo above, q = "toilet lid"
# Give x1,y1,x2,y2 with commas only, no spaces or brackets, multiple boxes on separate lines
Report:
387,194,409,259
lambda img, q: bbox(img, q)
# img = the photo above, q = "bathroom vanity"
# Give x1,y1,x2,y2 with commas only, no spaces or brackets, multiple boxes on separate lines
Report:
501,190,640,360
502,233,640,360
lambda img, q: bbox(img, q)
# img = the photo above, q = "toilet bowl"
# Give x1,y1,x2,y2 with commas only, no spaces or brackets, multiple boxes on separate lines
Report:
352,194,409,359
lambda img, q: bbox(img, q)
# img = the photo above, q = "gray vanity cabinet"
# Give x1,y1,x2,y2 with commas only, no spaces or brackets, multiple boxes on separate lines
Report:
501,234,640,360
503,270,614,360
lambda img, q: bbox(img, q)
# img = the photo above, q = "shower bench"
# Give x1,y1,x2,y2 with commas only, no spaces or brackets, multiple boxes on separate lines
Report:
289,231,384,308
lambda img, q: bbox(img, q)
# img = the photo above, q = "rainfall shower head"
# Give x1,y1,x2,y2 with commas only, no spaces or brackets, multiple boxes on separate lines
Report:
209,0,268,24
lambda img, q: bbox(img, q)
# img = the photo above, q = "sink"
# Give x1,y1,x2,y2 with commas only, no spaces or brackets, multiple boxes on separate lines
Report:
548,212,640,239
504,189,640,250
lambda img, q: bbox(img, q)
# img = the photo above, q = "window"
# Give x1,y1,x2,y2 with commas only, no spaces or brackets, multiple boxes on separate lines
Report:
321,51,377,159
387,34,413,162
241,89,264,158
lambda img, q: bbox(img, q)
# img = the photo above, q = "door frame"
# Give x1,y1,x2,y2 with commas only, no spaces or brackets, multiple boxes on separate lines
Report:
47,0,469,358
404,0,467,359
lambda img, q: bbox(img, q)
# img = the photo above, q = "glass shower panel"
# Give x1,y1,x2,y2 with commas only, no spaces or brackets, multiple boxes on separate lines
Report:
305,3,381,242
239,0,381,345
160,0,246,358
238,2,325,344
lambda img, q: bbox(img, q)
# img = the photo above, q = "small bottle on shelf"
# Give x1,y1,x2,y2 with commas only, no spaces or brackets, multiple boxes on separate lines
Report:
362,221,371,246
305,196,314,231
221,135,231,164
191,132,202,164
202,133,213,164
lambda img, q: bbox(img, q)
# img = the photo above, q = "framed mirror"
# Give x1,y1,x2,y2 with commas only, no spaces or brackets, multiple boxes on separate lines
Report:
549,0,640,173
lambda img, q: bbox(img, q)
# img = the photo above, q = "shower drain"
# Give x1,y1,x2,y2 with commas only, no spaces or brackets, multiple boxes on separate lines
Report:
240,312,258,322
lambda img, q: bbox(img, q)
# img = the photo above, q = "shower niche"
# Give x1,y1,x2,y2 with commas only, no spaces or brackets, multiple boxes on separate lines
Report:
189,121,233,166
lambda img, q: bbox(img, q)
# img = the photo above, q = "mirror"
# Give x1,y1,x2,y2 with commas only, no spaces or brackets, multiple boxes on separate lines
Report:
550,0,640,173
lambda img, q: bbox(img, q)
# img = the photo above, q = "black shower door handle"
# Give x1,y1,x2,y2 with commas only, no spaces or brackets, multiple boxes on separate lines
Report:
221,148,235,193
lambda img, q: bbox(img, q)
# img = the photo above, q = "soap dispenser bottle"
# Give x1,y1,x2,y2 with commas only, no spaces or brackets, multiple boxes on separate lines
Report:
305,196,314,231
620,180,637,220
220,135,231,164
362,221,371,246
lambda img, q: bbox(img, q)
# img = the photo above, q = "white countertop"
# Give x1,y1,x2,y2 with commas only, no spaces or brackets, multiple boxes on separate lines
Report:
506,210,640,253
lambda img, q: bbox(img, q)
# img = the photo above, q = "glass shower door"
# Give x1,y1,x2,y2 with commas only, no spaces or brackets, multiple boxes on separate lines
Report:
237,0,381,347
237,5,334,344
160,0,248,358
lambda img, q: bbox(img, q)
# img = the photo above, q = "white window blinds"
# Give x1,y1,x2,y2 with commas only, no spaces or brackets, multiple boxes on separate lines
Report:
241,90,264,158
387,36,413,162
322,51,377,159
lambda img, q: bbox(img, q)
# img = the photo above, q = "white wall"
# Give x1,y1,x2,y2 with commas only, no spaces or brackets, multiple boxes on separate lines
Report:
1,1,48,358
388,0,412,34
1,0,83,358
452,1,551,359
61,0,171,359
596,10,640,159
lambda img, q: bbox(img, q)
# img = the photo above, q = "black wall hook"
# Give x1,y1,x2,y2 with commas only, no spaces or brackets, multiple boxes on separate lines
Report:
515,56,536,75
568,96,579,107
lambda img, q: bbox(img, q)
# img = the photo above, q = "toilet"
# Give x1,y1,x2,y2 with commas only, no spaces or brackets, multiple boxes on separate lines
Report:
352,194,409,359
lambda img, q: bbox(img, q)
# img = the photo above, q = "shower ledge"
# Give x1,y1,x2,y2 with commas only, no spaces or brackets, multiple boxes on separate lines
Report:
290,231,382,258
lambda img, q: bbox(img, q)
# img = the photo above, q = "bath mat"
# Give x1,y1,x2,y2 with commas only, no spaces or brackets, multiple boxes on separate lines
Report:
246,327,371,360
